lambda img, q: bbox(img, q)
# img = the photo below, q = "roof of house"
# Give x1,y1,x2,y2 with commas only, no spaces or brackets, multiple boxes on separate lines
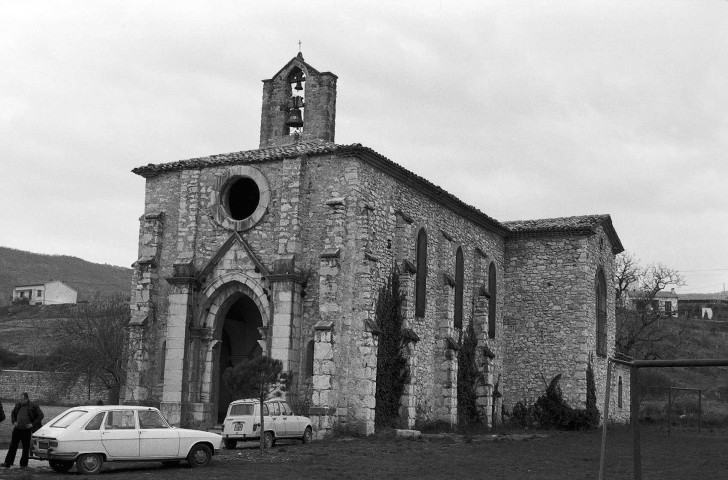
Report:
503,215,624,254
132,140,511,236
132,140,623,247
679,293,728,302
626,289,678,300
13,280,77,292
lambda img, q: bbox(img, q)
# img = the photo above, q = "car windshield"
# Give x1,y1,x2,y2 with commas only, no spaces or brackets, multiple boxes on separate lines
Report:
51,410,88,428
230,403,254,416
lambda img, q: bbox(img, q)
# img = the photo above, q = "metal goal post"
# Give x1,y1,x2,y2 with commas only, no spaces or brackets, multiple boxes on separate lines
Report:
599,357,728,480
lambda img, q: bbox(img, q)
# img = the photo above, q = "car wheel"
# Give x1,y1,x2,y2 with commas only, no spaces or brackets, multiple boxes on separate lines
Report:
224,439,237,450
263,431,275,448
187,443,212,468
49,460,74,473
76,453,103,475
302,426,313,444
162,460,181,467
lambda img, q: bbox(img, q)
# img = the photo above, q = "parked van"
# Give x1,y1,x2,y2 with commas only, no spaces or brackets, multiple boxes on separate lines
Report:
221,399,313,449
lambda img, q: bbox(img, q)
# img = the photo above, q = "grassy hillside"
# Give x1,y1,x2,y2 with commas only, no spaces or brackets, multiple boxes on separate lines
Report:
0,314,67,357
0,246,133,305
638,317,728,425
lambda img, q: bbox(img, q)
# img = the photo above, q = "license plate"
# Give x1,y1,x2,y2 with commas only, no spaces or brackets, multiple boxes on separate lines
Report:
38,442,48,450
234,423,244,431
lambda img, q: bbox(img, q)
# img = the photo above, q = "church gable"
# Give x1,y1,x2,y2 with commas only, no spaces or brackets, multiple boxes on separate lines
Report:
198,232,270,286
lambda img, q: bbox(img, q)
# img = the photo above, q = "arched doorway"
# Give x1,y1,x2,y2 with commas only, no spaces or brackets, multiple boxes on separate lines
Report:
217,293,263,422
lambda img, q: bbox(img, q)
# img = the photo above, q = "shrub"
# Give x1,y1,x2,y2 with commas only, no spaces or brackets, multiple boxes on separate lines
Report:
0,347,24,369
532,369,600,431
414,419,455,433
533,375,573,429
511,401,534,428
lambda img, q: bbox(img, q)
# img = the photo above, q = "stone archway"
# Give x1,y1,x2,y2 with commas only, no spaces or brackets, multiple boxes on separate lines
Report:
216,293,263,422
194,274,270,425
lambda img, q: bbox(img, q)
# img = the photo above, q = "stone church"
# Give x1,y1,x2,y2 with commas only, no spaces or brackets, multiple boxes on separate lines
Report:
123,53,630,434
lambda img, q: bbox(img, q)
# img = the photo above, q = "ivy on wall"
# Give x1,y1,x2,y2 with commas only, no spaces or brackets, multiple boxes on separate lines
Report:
457,320,481,426
374,268,409,429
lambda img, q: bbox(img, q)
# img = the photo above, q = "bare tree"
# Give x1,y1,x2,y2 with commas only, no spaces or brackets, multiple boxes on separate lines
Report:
614,253,686,360
614,251,642,308
52,295,129,404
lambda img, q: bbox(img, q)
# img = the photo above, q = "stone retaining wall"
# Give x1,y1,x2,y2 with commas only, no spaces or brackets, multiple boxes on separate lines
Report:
0,370,110,405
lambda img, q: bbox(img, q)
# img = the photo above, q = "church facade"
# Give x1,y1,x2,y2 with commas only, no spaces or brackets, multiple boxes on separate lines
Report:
123,54,630,434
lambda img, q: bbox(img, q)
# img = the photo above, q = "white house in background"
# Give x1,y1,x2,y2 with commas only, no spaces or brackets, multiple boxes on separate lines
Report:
625,288,679,317
12,280,77,305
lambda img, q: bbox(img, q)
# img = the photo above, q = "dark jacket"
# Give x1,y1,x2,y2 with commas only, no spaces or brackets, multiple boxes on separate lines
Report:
11,401,44,431
0,401,5,423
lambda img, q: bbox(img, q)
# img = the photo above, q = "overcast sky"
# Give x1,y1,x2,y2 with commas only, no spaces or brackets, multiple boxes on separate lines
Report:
1,1,726,293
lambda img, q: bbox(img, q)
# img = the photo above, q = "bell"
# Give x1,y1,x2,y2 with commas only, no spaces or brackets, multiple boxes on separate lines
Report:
294,79,303,91
285,108,304,128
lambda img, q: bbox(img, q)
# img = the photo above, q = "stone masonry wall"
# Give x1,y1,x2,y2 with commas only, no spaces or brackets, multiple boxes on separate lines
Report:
503,233,591,409
502,226,628,422
584,226,628,422
1,370,111,405
351,157,507,428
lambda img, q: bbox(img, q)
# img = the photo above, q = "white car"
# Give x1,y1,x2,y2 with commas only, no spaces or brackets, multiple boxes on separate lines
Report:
31,405,222,474
221,399,313,449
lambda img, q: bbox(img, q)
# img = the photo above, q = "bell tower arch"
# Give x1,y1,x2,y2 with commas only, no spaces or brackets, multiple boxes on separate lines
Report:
259,52,338,148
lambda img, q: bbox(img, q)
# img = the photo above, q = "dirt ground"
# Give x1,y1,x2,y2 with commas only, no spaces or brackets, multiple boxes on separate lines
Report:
0,425,726,479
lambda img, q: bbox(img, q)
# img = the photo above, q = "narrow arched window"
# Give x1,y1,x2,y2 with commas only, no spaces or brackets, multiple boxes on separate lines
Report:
305,340,315,378
488,262,497,338
618,376,623,408
454,247,464,329
596,268,608,356
415,228,428,317
159,341,166,383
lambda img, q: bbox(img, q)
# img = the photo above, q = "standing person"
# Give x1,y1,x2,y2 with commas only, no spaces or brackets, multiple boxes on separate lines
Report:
0,400,5,423
1,393,44,469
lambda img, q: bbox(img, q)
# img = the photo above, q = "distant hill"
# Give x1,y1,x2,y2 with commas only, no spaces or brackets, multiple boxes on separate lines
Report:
0,247,133,305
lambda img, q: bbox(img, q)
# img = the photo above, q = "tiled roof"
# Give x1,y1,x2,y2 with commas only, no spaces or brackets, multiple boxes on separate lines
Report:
132,141,510,236
131,143,624,247
505,215,609,233
653,290,679,299
504,215,624,254
679,293,728,302
132,140,340,178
